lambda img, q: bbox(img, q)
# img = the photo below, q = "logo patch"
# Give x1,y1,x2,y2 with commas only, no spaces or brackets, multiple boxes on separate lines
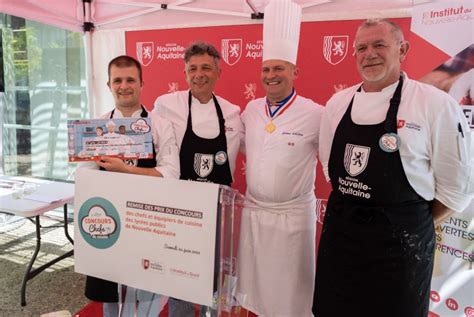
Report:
136,42,154,66
397,119,406,128
405,121,422,131
221,39,242,66
194,153,214,178
142,258,165,273
215,151,227,165
344,144,370,177
78,197,121,249
323,35,349,65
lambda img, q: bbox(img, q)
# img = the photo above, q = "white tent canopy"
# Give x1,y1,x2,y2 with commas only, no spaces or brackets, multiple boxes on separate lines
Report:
1,0,434,116
2,0,434,32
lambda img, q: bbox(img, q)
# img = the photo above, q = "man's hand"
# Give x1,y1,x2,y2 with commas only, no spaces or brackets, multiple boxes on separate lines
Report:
96,157,130,173
96,156,163,177
431,199,455,226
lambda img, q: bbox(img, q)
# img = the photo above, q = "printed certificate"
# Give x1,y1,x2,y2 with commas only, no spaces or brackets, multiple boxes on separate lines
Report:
68,117,153,162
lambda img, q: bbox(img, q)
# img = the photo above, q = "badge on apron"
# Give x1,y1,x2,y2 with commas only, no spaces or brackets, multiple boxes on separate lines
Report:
379,133,401,152
265,121,276,133
215,151,228,165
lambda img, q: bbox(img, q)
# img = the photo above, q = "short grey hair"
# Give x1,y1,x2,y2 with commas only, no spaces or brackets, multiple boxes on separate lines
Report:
357,18,405,42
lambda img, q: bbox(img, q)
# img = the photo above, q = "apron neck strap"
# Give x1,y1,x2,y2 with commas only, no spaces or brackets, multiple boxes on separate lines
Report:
109,105,148,118
384,75,404,133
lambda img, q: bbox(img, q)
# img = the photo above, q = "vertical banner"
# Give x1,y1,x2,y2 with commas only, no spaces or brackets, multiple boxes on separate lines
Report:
411,2,474,316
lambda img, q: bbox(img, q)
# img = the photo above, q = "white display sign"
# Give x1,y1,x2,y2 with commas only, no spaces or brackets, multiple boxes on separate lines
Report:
74,169,220,306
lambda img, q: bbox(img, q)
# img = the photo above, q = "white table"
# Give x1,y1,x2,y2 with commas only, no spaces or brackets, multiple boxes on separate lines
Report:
0,176,74,306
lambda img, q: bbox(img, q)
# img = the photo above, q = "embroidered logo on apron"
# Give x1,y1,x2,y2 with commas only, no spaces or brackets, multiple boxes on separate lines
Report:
344,144,371,177
193,153,214,178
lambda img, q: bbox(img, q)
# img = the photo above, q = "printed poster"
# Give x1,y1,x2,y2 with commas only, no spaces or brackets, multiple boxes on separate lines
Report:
74,169,220,306
411,2,473,316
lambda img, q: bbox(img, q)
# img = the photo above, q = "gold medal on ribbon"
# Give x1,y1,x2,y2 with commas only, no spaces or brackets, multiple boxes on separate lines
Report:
265,121,276,133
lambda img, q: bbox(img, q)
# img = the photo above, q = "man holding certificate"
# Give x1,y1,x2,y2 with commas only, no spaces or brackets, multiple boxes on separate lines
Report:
83,55,179,317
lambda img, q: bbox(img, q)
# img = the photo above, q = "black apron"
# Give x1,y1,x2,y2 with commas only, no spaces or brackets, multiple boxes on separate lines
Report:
179,91,232,293
179,91,232,186
313,77,435,317
85,106,156,303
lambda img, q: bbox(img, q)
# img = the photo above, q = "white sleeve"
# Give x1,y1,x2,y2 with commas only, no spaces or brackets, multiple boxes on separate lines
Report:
237,113,245,155
318,105,333,182
151,113,180,179
239,107,247,155
431,96,474,212
312,103,324,158
153,95,166,116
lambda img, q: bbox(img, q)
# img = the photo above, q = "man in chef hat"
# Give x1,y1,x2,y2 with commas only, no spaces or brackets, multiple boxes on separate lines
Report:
236,0,323,316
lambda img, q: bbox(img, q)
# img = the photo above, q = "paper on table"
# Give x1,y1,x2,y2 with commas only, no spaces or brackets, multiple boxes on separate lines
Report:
23,193,61,204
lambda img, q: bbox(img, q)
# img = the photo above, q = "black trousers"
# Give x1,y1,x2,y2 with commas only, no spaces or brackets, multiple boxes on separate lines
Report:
85,276,118,303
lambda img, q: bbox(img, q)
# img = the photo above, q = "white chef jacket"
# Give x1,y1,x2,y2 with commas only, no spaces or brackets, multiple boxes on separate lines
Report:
319,73,474,212
80,107,179,179
236,94,323,317
242,95,323,203
152,90,244,178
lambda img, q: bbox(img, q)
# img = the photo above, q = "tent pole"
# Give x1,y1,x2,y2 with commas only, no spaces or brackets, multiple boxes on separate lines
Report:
83,0,95,118
84,31,94,118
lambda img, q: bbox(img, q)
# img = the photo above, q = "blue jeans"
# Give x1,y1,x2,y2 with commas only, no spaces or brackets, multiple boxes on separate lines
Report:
103,302,119,317
167,297,217,317
120,286,167,316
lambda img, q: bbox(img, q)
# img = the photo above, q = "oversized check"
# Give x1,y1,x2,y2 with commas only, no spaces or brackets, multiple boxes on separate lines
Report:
68,117,153,162
74,169,219,306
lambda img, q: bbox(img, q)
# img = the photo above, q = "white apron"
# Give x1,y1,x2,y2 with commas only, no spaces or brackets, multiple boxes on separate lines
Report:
236,191,316,317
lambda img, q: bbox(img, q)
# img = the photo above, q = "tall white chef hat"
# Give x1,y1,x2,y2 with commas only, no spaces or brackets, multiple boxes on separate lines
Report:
263,0,302,65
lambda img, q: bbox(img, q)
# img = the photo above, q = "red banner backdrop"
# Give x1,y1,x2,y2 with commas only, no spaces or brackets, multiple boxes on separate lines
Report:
125,17,413,192
125,18,411,243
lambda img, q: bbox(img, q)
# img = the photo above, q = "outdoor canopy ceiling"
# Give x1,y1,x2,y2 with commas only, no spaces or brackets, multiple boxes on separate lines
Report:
2,0,435,33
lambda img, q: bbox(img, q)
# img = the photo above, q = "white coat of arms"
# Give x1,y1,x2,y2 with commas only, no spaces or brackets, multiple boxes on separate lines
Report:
323,35,349,65
194,153,214,178
221,39,242,66
136,42,154,67
344,144,370,177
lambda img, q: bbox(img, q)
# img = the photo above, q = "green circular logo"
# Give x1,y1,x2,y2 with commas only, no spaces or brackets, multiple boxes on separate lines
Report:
78,197,121,249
